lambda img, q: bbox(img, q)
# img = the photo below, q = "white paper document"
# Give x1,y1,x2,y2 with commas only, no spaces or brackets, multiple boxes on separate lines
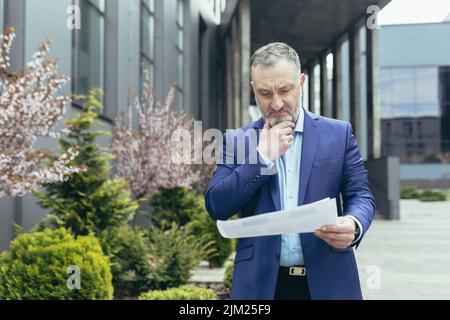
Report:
217,198,338,239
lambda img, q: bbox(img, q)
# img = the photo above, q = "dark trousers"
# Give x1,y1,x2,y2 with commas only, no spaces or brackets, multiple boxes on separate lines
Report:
274,266,311,300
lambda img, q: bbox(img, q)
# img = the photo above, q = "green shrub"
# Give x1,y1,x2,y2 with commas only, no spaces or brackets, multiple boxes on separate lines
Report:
138,285,216,300
145,223,213,290
0,228,113,300
149,187,201,230
149,187,232,268
223,262,234,290
188,201,233,268
34,89,138,237
401,186,421,199
419,189,447,202
99,225,150,297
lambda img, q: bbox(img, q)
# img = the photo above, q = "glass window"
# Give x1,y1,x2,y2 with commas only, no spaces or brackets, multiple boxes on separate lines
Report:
416,67,440,117
391,68,416,118
140,0,155,89
380,66,448,166
74,0,105,107
403,122,413,139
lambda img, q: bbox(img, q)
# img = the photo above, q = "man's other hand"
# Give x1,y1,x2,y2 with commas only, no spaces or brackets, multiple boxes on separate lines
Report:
314,216,356,249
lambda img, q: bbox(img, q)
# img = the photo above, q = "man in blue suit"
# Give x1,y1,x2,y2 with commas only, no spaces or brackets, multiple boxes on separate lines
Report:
205,43,375,300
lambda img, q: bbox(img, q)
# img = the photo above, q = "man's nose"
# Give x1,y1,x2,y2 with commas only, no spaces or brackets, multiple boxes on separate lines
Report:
270,94,283,111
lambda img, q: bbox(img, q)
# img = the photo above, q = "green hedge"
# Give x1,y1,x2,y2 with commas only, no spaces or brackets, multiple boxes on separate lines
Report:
419,189,447,202
188,200,233,268
138,285,216,300
0,228,113,300
99,225,150,297
150,187,233,269
401,186,447,202
146,223,212,290
149,187,201,230
400,186,421,199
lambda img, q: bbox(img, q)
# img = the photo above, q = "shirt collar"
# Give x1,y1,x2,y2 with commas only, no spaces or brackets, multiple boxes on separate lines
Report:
294,107,305,133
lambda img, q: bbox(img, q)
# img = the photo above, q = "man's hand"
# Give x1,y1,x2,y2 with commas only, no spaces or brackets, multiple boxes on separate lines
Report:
258,120,295,161
314,216,356,249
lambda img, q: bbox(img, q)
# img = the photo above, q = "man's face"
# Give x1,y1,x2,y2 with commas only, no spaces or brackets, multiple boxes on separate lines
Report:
251,59,305,127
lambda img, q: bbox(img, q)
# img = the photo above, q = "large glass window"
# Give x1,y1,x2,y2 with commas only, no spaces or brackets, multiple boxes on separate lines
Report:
140,0,155,89
175,0,184,111
380,66,446,164
73,0,105,108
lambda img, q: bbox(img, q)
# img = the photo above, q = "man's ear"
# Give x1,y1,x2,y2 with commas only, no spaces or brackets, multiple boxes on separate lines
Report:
300,73,306,87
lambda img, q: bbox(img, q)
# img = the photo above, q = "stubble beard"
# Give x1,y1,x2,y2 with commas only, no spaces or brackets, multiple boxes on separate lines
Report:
266,102,301,127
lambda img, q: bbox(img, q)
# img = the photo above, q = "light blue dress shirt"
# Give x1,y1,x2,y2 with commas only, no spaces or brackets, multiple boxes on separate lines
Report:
257,108,363,267
276,109,305,266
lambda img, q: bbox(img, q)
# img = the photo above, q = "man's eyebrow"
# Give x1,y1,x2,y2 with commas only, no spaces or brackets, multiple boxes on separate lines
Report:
278,84,293,90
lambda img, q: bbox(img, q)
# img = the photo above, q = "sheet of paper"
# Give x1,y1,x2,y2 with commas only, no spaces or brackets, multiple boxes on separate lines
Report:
217,197,338,239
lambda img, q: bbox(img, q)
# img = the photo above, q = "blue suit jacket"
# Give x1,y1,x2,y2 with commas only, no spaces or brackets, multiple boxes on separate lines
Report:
205,109,375,300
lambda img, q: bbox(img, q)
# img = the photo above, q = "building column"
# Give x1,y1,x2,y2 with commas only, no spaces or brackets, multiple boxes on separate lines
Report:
239,0,251,125
332,44,342,119
231,16,241,128
349,24,361,143
320,55,330,117
5,0,25,72
308,66,315,113
367,27,381,159
225,35,234,129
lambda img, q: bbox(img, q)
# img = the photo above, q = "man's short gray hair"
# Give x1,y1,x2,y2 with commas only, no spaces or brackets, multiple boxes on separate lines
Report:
251,42,301,79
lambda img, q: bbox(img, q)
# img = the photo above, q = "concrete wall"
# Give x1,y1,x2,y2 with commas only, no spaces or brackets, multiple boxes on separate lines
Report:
380,22,450,67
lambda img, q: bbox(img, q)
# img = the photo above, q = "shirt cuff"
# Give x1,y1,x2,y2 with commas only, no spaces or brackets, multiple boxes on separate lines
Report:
345,215,364,245
256,147,275,170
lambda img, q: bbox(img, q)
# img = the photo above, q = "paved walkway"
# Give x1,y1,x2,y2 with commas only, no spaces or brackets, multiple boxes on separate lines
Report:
356,199,450,300
190,261,228,283
191,199,450,299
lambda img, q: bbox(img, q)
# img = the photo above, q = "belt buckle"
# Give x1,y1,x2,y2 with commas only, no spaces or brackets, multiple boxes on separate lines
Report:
289,266,306,276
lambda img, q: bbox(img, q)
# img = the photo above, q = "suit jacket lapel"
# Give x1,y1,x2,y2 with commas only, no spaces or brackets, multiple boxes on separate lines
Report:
298,111,320,206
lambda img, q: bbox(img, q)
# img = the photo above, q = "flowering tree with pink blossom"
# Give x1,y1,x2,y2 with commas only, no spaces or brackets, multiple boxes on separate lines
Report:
110,76,202,201
0,27,80,197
